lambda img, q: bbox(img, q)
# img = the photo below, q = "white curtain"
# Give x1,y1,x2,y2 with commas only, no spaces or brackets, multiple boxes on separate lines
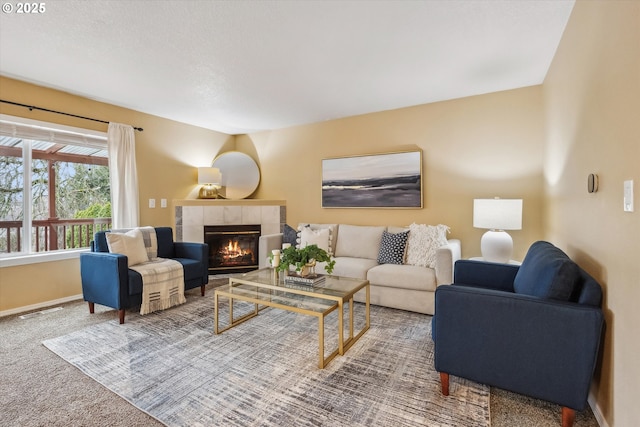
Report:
108,123,139,229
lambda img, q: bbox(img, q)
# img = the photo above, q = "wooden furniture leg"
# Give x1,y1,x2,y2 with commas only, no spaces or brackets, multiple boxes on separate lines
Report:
88,302,94,313
118,309,125,324
201,285,206,296
440,372,450,396
562,407,575,427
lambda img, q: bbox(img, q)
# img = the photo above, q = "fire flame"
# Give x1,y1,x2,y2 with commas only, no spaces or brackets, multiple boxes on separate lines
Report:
221,239,253,261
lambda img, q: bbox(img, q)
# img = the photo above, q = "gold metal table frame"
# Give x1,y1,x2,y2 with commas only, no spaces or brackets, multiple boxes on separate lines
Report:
214,269,370,369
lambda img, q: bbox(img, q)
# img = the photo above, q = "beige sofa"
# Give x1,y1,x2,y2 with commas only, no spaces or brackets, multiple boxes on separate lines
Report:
259,224,461,315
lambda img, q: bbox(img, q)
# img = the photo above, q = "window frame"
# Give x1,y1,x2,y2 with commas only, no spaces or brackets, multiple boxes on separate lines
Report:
0,114,108,267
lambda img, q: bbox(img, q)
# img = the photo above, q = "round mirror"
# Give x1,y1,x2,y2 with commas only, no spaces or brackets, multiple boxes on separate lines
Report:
212,151,260,199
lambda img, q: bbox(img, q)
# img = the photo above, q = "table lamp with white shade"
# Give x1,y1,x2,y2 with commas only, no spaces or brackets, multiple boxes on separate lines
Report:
473,198,523,263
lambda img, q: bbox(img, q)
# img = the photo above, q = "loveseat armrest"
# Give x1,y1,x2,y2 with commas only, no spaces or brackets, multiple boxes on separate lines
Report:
259,233,283,269
80,252,129,309
175,242,209,283
434,239,462,285
453,259,519,292
434,285,604,411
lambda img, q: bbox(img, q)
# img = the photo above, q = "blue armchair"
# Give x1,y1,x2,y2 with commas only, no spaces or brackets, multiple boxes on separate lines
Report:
80,227,209,324
433,241,604,427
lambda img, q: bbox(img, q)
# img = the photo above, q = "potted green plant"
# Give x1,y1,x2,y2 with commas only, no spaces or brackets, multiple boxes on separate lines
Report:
271,244,335,277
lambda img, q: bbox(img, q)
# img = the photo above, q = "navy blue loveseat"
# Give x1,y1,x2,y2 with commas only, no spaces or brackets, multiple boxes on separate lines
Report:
80,227,209,324
433,241,604,427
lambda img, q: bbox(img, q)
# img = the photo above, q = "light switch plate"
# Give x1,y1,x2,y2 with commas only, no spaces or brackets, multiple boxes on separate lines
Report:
624,180,634,212
160,199,167,208
149,198,156,208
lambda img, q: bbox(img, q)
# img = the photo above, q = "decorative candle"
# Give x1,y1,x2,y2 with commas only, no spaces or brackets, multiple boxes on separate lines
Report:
271,249,280,267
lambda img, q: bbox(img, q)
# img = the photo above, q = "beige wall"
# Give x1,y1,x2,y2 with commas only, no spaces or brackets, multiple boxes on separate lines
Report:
1,77,545,311
1,259,82,309
0,76,233,312
543,1,640,426
241,85,545,260
1,2,635,424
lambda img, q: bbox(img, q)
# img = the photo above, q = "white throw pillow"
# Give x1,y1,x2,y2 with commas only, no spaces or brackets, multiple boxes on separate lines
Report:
405,223,450,268
299,227,331,254
296,223,337,254
105,228,149,266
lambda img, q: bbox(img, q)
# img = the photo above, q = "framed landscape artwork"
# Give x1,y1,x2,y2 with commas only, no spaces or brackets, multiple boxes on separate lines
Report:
322,150,423,208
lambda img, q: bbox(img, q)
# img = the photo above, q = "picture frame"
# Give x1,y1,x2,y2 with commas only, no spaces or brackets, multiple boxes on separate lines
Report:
322,150,423,208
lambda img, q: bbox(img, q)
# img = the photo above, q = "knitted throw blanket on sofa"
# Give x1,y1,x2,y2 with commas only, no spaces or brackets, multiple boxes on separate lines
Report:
130,258,186,315
111,226,186,315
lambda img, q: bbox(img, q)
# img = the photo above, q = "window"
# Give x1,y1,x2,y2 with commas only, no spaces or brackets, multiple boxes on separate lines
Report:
0,115,111,258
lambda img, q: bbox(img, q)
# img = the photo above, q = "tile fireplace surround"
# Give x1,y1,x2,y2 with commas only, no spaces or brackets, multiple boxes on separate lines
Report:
173,199,286,244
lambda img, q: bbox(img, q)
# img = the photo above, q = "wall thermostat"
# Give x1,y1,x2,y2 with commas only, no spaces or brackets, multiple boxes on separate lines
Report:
588,174,598,193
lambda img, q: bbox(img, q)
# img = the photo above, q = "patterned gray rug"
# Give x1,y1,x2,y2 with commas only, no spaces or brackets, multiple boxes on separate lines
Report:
43,293,489,427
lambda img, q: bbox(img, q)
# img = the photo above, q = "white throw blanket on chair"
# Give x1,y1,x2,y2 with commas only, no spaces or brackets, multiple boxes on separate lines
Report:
130,258,186,315
110,226,186,315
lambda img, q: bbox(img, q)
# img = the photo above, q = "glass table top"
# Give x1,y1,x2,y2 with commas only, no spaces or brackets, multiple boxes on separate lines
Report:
226,268,369,301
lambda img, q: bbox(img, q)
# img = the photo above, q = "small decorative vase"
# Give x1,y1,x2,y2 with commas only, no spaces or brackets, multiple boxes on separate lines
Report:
300,259,316,278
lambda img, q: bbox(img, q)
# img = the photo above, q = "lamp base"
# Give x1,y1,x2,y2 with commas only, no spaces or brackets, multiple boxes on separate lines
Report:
198,185,219,199
480,230,513,263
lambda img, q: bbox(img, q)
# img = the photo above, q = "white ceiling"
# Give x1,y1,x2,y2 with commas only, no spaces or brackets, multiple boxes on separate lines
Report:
0,0,574,135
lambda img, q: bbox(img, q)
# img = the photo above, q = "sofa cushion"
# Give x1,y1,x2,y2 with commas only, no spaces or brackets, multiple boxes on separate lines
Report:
105,229,149,266
377,230,409,264
173,258,202,282
298,226,332,254
335,224,386,260
367,263,437,292
331,257,379,280
514,241,580,301
575,269,603,306
406,223,450,268
297,223,338,254
155,227,176,258
93,231,110,252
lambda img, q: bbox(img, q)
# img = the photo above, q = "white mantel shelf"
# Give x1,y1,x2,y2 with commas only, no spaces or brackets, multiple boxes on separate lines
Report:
173,199,286,207
173,199,286,243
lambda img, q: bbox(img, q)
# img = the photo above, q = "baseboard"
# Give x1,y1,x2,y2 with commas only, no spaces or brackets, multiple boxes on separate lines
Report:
0,294,83,318
588,391,609,427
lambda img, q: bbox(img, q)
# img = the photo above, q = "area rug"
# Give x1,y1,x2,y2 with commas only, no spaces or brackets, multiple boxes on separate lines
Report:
43,292,490,427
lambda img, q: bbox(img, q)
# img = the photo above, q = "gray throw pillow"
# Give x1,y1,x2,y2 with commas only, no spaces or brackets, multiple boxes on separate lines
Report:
282,224,298,246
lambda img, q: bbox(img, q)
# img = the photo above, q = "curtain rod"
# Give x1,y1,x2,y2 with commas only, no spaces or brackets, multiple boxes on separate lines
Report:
0,99,143,131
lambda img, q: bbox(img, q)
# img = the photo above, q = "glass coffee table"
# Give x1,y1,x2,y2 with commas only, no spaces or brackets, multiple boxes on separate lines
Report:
214,268,370,368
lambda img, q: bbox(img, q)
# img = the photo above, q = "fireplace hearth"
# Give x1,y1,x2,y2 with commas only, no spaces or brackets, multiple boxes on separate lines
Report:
204,225,261,274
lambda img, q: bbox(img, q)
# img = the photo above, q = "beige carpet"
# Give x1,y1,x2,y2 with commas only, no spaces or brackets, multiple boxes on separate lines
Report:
1,279,599,426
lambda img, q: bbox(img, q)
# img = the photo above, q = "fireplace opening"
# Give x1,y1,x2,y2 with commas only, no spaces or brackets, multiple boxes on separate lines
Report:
204,224,261,274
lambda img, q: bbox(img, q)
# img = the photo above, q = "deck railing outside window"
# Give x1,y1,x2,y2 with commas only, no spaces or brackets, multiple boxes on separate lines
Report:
0,218,112,254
